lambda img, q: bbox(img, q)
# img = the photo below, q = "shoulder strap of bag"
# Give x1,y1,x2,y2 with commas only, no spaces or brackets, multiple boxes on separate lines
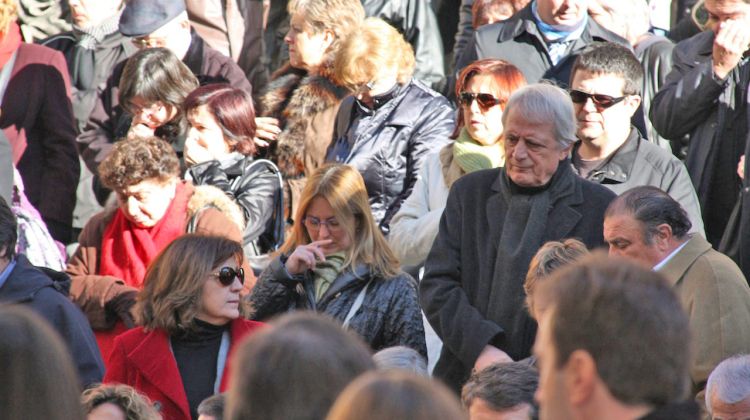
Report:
342,279,373,328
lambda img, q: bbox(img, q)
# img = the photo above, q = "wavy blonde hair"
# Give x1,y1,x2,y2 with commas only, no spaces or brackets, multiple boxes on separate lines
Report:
280,164,400,278
137,234,247,334
288,0,365,72
333,17,416,91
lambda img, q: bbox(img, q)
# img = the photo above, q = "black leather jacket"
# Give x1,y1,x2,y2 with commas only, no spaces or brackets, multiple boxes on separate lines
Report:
326,80,455,234
251,257,427,357
188,154,279,254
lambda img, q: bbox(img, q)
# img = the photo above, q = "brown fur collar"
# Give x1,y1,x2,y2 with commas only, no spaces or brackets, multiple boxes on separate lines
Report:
258,63,350,178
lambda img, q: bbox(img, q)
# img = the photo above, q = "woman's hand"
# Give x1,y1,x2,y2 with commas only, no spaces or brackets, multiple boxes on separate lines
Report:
127,122,155,139
184,137,216,166
285,239,333,275
473,345,513,372
254,117,281,147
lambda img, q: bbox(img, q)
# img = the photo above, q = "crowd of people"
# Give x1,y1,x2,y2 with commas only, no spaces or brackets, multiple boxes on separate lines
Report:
2,0,750,419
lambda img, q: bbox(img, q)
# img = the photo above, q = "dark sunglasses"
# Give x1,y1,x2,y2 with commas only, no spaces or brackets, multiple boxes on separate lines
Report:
211,266,245,286
458,92,504,110
569,90,627,109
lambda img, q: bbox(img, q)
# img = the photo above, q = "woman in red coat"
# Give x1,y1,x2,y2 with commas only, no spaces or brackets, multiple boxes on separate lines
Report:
104,234,264,420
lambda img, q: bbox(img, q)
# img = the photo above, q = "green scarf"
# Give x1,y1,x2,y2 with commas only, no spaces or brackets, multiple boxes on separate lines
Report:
312,252,347,302
452,128,504,173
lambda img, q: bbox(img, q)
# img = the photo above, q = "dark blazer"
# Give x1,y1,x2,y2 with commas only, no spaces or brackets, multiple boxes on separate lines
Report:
2,43,79,237
0,254,104,387
104,318,264,420
420,166,615,391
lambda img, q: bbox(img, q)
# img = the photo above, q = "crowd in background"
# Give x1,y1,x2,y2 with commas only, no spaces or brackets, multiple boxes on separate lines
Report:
2,0,750,419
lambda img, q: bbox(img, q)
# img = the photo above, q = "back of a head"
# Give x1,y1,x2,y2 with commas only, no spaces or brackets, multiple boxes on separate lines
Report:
197,393,226,420
334,17,416,90
525,238,589,317
571,42,644,96
705,354,750,416
0,305,84,420
462,362,539,416
373,346,428,376
326,371,467,420
0,196,17,260
536,253,692,406
226,312,375,420
81,383,161,420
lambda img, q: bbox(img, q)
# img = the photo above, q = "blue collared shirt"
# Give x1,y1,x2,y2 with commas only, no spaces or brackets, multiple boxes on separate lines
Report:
0,257,17,290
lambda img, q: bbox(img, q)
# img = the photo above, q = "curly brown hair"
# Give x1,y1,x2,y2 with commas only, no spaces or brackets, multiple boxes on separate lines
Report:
99,136,180,191
81,383,161,420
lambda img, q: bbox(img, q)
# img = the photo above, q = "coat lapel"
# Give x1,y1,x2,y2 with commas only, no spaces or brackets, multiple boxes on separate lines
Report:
127,330,191,419
544,182,583,241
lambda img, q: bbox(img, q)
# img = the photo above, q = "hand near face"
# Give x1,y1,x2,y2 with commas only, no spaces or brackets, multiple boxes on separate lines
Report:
712,19,750,79
184,136,216,166
285,239,334,275
127,122,155,139
254,117,281,147
474,345,513,372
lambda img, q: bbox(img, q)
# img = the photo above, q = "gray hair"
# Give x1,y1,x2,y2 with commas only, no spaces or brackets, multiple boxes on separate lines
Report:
373,346,428,376
501,83,578,149
706,354,750,414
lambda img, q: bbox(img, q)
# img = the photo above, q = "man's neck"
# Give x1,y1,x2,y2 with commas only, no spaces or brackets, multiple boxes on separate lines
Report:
577,133,628,160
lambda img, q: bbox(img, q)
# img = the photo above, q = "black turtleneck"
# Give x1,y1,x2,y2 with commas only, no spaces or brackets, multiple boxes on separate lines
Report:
171,319,228,419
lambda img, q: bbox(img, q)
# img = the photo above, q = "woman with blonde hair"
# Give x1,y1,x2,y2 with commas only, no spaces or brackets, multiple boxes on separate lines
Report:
257,0,365,221
104,234,264,420
326,17,455,234
250,164,426,356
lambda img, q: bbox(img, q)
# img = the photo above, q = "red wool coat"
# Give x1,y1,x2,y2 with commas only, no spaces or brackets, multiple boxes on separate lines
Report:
104,318,264,420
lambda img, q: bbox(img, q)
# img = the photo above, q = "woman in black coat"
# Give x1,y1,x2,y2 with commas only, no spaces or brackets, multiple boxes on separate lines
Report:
249,164,426,357
326,18,455,235
184,84,280,260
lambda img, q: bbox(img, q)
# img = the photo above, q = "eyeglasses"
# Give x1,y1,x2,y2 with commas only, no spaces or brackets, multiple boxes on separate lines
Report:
303,216,343,232
569,90,627,109
132,35,169,49
211,266,245,287
458,92,504,111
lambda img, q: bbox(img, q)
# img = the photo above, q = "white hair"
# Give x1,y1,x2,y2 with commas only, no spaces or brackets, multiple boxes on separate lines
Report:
501,82,577,149
705,354,750,414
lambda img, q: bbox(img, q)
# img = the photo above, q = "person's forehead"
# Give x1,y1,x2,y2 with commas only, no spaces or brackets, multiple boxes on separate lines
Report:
706,0,750,14
505,109,557,140
571,70,627,92
604,213,644,235
711,392,750,417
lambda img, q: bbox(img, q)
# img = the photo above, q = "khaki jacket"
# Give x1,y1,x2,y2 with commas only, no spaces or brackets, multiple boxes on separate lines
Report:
658,235,750,393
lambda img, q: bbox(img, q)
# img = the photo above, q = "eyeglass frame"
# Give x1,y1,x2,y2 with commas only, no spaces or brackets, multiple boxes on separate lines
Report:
210,266,245,287
568,89,628,110
458,92,505,111
302,216,343,232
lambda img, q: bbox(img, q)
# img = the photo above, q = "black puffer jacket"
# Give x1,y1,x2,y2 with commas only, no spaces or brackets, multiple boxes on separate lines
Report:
326,80,454,234
250,257,427,357
188,154,280,254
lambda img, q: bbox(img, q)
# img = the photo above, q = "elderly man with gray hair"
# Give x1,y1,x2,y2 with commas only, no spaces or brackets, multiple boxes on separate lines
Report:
706,355,750,419
420,83,616,392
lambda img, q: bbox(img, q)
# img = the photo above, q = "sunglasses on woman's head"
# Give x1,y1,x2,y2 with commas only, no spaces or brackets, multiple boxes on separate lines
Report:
458,92,504,110
568,90,627,109
211,266,245,286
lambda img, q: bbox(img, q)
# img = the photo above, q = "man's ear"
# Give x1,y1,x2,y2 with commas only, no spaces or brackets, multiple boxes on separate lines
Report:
653,223,674,251
564,349,598,406
625,95,642,118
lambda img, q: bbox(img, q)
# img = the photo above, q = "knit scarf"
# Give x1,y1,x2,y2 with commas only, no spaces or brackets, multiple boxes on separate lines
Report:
453,128,504,174
312,252,347,301
73,10,122,49
99,181,192,288
0,23,21,70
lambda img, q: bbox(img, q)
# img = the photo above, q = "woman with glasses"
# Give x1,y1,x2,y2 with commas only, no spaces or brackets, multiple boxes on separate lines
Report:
249,164,426,357
326,18,455,234
66,136,249,365
104,234,264,420
389,59,526,268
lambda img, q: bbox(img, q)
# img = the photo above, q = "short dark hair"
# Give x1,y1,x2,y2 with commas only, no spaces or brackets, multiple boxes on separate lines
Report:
462,362,538,411
0,196,16,259
571,42,644,96
99,136,180,190
536,253,692,406
184,84,257,156
197,393,226,419
605,186,692,242
226,312,375,420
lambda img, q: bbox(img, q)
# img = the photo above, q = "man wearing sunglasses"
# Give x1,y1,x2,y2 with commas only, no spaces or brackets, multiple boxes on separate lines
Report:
569,43,704,236
455,0,628,87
